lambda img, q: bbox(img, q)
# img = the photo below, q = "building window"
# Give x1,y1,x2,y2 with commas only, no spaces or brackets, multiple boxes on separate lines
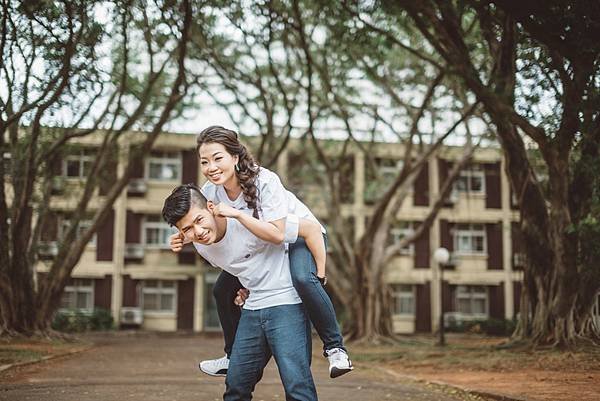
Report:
379,158,404,180
142,280,176,313
286,152,320,200
60,218,97,246
455,285,488,317
147,151,180,181
389,221,414,255
60,279,94,311
455,164,485,194
287,153,354,204
364,158,403,204
454,223,486,255
144,215,178,248
63,148,95,178
391,284,415,316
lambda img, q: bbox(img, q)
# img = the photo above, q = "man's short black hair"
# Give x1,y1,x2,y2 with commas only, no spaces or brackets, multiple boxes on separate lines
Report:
162,183,208,227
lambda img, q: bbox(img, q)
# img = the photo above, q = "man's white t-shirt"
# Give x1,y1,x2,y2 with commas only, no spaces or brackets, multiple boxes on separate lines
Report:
201,167,326,239
193,218,301,310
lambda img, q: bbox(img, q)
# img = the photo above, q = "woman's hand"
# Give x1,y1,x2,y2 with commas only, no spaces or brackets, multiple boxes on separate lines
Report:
234,288,249,306
212,203,242,219
169,232,191,252
169,233,184,252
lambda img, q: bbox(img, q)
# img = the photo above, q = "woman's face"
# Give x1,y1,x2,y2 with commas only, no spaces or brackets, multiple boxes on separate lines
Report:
198,142,239,187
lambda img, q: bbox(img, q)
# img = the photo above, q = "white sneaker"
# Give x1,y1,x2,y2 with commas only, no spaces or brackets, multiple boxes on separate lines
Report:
326,348,354,378
199,355,229,377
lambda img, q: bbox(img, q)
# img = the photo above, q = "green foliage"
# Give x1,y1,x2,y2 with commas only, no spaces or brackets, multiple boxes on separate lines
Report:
51,308,114,333
1,0,193,336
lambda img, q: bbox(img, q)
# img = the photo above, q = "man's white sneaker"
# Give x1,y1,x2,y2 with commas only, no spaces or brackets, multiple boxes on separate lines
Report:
199,355,229,377
325,348,354,378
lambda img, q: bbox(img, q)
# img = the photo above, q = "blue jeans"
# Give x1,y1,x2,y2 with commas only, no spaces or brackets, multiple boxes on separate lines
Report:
224,303,317,401
214,235,345,357
289,235,345,355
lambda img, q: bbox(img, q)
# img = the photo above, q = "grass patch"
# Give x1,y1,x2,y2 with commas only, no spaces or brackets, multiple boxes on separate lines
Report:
0,336,91,369
348,334,600,372
0,348,46,365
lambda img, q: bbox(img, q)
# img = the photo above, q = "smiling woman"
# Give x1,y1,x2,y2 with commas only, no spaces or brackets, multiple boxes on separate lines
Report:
196,126,261,219
199,143,238,187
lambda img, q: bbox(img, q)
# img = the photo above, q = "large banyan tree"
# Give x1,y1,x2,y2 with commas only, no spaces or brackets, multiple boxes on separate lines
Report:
386,0,600,346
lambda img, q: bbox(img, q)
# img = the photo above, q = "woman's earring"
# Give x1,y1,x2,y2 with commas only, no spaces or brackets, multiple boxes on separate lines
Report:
235,164,240,172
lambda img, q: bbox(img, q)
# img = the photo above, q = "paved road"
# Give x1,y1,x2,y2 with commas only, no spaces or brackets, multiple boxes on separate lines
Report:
0,332,488,401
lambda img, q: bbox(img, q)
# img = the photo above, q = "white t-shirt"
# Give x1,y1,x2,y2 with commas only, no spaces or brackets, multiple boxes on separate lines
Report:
201,167,326,238
193,218,301,310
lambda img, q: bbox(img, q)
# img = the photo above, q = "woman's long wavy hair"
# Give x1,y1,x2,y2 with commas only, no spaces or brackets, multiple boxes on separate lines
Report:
196,126,261,218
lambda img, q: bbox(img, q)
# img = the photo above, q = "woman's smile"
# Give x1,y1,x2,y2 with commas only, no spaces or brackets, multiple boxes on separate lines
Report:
208,171,223,182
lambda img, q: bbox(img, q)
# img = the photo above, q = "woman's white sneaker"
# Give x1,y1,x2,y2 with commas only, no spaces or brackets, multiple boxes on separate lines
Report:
198,355,229,377
325,348,354,378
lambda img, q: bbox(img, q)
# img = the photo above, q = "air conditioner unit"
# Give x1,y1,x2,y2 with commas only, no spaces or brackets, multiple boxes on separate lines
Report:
445,252,459,267
444,312,464,327
124,243,145,259
447,189,459,205
38,241,59,256
120,307,143,325
127,179,147,195
513,252,526,267
51,176,65,193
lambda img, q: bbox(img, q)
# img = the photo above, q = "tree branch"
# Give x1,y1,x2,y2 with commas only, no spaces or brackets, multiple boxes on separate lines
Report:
342,1,445,70
38,0,192,315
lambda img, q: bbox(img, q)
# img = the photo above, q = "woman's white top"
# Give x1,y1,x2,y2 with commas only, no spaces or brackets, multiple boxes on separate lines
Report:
194,218,301,310
200,167,326,243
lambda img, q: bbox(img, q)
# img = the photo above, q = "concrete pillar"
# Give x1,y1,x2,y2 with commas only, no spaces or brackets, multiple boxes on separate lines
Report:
429,152,442,331
111,140,129,325
194,271,204,332
500,154,514,319
354,151,365,241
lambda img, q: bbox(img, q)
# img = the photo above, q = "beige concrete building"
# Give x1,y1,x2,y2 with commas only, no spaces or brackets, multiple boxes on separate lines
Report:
35,131,531,334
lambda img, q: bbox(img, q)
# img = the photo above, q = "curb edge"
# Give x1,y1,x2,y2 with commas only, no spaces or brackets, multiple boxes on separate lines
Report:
0,345,93,374
375,366,533,401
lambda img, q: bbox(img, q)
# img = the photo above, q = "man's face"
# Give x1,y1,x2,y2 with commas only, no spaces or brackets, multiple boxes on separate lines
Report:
175,203,219,245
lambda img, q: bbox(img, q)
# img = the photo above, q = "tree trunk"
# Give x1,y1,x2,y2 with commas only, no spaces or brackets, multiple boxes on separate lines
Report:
0,0,192,337
343,254,396,342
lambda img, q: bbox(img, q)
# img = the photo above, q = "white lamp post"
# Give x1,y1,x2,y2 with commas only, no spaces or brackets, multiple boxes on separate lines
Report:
434,247,450,346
